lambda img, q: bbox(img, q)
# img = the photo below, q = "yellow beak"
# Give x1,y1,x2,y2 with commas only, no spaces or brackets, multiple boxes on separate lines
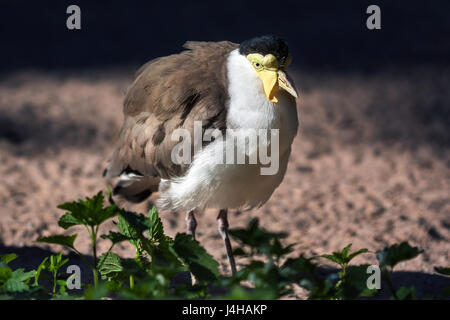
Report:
258,69,298,103
258,69,279,102
277,70,298,99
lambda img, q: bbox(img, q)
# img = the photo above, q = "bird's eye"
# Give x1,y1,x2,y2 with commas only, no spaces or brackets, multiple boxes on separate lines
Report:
253,62,262,69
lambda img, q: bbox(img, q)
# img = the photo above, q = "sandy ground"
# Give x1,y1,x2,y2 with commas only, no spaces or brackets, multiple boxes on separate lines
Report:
0,66,449,299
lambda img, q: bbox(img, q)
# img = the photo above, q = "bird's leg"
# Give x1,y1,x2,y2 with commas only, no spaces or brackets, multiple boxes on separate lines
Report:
217,209,237,275
186,210,197,239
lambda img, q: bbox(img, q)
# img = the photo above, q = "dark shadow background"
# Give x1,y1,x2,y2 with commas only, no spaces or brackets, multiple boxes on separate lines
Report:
1,0,449,74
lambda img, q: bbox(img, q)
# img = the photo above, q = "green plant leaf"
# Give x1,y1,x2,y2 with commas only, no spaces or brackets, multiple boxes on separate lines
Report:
0,268,35,294
147,206,164,242
84,282,109,300
10,269,35,283
302,276,336,300
434,267,450,276
0,266,13,286
58,213,85,229
377,242,422,270
321,244,368,267
347,248,369,262
57,191,118,228
0,253,18,265
97,252,146,281
341,243,352,258
97,252,123,279
100,231,132,244
153,237,184,269
173,233,219,282
33,257,49,286
321,254,344,265
337,265,379,299
117,210,151,242
394,286,417,300
37,234,77,250
218,285,278,300
1,277,29,293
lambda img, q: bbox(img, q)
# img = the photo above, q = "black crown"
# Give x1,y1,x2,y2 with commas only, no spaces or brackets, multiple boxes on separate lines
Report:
239,35,290,66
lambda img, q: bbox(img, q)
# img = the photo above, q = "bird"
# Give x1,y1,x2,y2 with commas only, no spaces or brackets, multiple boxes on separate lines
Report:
104,35,299,274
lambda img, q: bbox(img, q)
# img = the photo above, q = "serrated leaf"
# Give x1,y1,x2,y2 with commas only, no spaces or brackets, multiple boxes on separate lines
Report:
321,244,368,267
321,254,344,265
117,210,150,240
0,253,18,265
341,243,352,258
10,269,35,283
377,242,422,270
58,213,84,229
37,234,77,249
100,231,131,244
97,252,145,281
0,269,34,294
173,233,219,282
97,252,123,279
94,205,120,227
147,206,164,242
57,202,89,227
153,237,184,269
57,191,118,228
347,248,369,262
0,278,29,293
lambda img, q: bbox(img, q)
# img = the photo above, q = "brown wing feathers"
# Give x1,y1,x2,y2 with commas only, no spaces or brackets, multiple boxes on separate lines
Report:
105,41,238,202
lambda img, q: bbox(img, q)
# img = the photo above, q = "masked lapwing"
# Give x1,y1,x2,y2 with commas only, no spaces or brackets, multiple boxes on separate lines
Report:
104,35,299,274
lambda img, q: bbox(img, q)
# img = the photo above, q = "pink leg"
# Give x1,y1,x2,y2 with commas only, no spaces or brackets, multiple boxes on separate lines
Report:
217,209,237,275
186,210,197,239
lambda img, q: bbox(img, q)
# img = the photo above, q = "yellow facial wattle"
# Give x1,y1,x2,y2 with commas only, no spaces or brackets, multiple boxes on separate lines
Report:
247,53,298,103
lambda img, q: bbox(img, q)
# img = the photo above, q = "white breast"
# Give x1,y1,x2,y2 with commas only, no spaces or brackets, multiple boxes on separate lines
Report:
226,49,298,154
156,49,299,212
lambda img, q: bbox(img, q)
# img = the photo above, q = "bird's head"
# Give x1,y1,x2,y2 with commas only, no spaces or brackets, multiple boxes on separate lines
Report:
239,35,298,103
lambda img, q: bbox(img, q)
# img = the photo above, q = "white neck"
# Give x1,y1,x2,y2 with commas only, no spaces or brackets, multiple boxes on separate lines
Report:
226,49,279,130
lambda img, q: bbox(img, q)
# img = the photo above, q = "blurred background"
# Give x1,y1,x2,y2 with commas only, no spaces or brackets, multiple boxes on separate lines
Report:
0,0,449,298
1,0,450,72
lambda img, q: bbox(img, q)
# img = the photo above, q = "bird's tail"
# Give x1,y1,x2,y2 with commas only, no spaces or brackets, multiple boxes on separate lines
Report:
103,166,160,203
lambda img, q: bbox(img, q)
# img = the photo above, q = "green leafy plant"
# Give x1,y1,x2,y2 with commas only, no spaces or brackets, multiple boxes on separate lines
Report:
318,243,375,299
376,242,422,300
37,191,121,287
0,190,445,300
0,253,37,299
321,244,368,283
34,253,69,295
